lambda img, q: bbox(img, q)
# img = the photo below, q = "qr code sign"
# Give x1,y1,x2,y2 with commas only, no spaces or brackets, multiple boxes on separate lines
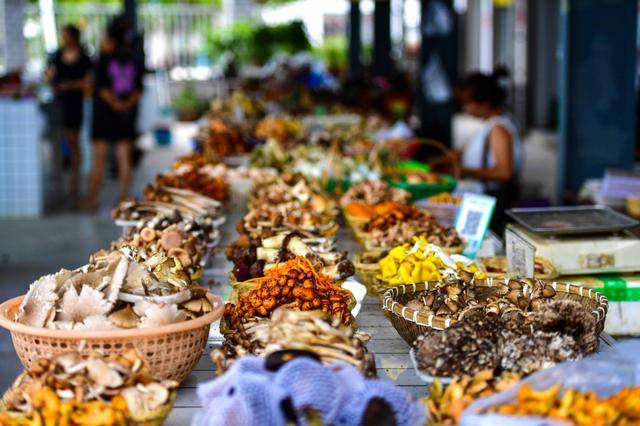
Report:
461,210,482,236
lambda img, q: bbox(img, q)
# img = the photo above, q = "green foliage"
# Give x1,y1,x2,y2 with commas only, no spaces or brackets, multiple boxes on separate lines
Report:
312,36,347,71
172,83,206,121
206,20,310,65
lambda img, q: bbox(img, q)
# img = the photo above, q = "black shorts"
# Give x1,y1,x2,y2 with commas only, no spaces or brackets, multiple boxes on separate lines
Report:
92,100,138,142
57,94,84,130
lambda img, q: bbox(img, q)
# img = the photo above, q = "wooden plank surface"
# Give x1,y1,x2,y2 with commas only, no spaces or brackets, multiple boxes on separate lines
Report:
167,192,427,424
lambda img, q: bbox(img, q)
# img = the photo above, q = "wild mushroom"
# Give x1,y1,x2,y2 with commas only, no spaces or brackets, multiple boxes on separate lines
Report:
108,305,140,328
16,274,60,327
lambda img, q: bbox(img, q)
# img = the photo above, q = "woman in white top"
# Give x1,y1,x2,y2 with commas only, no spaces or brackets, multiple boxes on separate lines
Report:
456,69,522,232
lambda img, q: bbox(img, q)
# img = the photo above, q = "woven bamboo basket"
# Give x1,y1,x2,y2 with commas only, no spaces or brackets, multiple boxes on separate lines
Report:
478,256,559,281
0,294,224,383
0,381,177,426
353,252,385,297
382,279,608,345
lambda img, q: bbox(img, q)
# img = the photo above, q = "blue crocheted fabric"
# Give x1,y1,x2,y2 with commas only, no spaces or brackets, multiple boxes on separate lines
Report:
195,356,426,426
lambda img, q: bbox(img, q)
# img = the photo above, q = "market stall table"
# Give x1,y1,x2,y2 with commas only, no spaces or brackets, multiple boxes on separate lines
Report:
164,187,617,425
164,189,423,424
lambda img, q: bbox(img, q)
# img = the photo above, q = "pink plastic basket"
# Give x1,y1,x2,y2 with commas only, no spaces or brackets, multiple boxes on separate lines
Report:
0,294,224,383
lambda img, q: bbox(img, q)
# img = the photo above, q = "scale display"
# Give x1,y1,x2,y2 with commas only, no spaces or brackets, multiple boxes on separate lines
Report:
506,206,639,235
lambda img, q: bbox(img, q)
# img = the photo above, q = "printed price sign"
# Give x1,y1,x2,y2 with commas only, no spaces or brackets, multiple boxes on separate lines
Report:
455,194,496,259
505,228,536,278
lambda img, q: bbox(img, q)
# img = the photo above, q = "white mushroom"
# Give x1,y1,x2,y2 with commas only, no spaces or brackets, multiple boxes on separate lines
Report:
17,274,59,327
118,289,192,305
121,382,170,412
58,285,110,323
105,256,129,305
75,315,118,331
87,358,123,389
139,303,187,328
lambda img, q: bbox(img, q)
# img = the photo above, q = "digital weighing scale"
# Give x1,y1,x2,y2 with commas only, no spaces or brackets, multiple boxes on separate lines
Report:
506,206,640,276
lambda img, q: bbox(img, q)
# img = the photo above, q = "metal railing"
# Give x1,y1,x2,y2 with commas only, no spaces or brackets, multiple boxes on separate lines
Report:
23,3,222,74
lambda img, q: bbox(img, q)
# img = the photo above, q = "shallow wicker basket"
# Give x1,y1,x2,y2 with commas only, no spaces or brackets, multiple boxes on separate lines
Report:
353,252,385,297
382,279,608,345
0,295,224,383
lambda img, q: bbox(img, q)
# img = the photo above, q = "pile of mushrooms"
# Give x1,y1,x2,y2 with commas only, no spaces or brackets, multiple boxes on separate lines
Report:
227,231,354,281
213,308,375,376
405,276,557,324
250,175,336,215
1,349,177,421
339,180,411,207
16,249,217,331
113,186,224,224
114,223,207,276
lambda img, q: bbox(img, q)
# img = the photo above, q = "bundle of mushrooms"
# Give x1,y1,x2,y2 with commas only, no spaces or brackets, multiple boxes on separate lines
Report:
112,186,224,224
16,249,216,331
121,211,220,249
113,223,206,277
153,169,228,202
249,174,336,215
369,220,462,250
405,276,558,323
213,308,375,376
0,349,177,425
340,180,411,207
224,256,354,329
414,299,597,377
240,203,338,239
226,231,354,281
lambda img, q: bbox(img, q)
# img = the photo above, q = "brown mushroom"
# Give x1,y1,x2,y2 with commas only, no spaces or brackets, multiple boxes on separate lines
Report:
108,305,139,328
140,227,156,243
160,230,182,250
168,247,192,267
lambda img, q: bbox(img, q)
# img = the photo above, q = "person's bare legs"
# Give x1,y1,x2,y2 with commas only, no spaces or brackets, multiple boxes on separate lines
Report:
64,128,81,202
115,140,132,202
86,140,108,210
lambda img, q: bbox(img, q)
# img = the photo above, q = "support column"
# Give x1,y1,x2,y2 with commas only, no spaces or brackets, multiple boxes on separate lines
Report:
417,0,457,144
373,0,392,76
348,0,361,75
0,0,25,72
557,0,637,195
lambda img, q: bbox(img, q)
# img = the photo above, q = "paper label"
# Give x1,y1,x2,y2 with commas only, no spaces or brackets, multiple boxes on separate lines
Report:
506,228,536,278
455,194,496,258
579,253,615,269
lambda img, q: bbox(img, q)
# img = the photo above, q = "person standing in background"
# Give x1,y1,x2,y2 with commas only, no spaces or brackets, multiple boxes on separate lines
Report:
45,24,92,204
455,69,522,233
86,18,143,211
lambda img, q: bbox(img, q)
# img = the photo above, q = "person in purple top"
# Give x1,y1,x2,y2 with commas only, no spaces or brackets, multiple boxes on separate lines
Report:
86,18,143,210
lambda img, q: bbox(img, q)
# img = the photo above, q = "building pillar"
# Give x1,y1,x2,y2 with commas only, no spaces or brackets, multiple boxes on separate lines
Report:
373,0,392,76
417,0,457,144
348,0,361,76
557,0,637,195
